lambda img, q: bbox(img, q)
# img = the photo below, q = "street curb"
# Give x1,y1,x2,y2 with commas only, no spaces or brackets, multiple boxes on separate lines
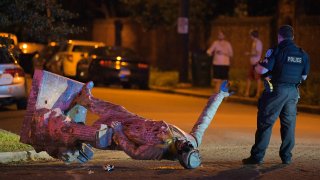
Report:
150,86,211,99
150,86,320,114
0,150,54,164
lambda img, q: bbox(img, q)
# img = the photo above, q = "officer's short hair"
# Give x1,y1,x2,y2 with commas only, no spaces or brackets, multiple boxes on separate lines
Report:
278,25,294,39
250,30,259,38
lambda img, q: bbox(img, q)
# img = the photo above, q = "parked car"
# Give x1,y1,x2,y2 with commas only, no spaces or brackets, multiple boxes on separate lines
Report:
18,42,45,74
32,42,60,75
77,46,150,89
46,40,105,77
0,46,27,109
0,33,18,46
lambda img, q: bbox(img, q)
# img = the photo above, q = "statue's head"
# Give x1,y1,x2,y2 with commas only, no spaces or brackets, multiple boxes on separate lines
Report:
175,140,201,169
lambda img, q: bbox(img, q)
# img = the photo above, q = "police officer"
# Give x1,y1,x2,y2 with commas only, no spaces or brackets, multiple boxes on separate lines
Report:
242,25,310,165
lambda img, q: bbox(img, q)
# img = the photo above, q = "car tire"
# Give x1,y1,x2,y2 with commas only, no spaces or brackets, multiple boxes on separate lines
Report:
16,98,27,110
30,63,35,77
122,82,132,89
76,64,87,82
76,66,82,82
139,81,149,90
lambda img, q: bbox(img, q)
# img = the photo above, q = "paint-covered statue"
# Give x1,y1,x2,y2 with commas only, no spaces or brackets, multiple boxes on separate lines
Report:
21,70,232,169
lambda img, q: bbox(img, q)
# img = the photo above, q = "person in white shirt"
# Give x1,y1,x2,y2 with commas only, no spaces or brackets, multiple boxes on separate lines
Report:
206,31,233,93
244,30,263,97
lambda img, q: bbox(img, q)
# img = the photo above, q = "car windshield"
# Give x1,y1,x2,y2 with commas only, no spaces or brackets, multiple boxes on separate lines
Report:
0,48,15,64
90,47,139,59
40,45,60,59
72,45,96,52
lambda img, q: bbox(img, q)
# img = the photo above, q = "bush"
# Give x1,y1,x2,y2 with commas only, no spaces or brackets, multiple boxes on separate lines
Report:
149,67,319,106
299,72,320,105
229,68,248,96
229,68,320,106
149,68,179,87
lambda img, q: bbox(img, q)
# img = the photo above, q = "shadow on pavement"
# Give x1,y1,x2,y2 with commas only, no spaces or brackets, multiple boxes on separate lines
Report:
0,106,17,112
207,164,286,180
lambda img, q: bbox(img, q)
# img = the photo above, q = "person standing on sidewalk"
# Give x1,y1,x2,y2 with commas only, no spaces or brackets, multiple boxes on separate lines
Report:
206,30,233,93
242,25,310,165
244,29,263,98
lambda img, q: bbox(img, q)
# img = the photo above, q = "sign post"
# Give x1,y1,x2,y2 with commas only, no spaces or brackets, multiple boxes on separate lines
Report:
178,0,189,83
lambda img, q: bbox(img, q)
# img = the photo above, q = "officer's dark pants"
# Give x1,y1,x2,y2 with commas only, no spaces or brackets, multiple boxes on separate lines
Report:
250,84,299,162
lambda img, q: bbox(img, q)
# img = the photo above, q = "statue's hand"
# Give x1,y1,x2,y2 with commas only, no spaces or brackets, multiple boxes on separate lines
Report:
219,80,234,97
111,121,123,132
110,121,124,145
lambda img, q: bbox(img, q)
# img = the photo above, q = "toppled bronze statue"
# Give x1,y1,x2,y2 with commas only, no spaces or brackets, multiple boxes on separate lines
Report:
20,70,232,169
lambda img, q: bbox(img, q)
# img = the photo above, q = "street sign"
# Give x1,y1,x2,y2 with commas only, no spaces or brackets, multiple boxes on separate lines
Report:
177,17,189,34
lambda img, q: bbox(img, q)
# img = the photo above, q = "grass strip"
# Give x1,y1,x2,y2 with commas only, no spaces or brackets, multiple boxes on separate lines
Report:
0,129,33,152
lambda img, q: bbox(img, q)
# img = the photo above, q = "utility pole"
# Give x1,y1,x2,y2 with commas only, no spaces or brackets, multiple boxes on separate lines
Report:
177,0,189,84
277,0,296,27
114,19,123,46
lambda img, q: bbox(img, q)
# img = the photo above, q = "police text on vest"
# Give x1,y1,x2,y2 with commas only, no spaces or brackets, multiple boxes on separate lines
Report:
287,56,302,63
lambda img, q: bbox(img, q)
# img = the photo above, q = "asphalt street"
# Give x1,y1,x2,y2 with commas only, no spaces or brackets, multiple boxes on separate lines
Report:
0,87,319,179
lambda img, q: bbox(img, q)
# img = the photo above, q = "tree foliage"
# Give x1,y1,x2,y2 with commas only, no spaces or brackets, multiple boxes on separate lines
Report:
118,0,288,30
0,0,84,43
119,0,177,30
119,0,218,30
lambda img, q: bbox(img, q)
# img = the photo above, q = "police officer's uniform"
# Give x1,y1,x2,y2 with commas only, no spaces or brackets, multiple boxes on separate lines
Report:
250,39,310,163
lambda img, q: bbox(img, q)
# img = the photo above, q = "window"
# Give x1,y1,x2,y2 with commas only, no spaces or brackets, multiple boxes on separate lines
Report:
0,48,15,64
72,45,96,52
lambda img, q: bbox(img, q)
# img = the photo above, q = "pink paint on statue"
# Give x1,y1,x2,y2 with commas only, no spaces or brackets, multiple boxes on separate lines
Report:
20,70,230,168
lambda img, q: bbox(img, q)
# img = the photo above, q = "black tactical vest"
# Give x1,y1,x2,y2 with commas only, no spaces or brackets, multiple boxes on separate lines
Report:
271,40,307,84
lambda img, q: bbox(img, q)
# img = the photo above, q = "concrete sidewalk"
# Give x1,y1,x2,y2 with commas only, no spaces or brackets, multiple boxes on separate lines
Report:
0,150,53,164
150,86,320,114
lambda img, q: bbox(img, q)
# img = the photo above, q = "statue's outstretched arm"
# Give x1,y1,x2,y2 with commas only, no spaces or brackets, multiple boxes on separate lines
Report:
73,82,137,119
190,81,232,146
